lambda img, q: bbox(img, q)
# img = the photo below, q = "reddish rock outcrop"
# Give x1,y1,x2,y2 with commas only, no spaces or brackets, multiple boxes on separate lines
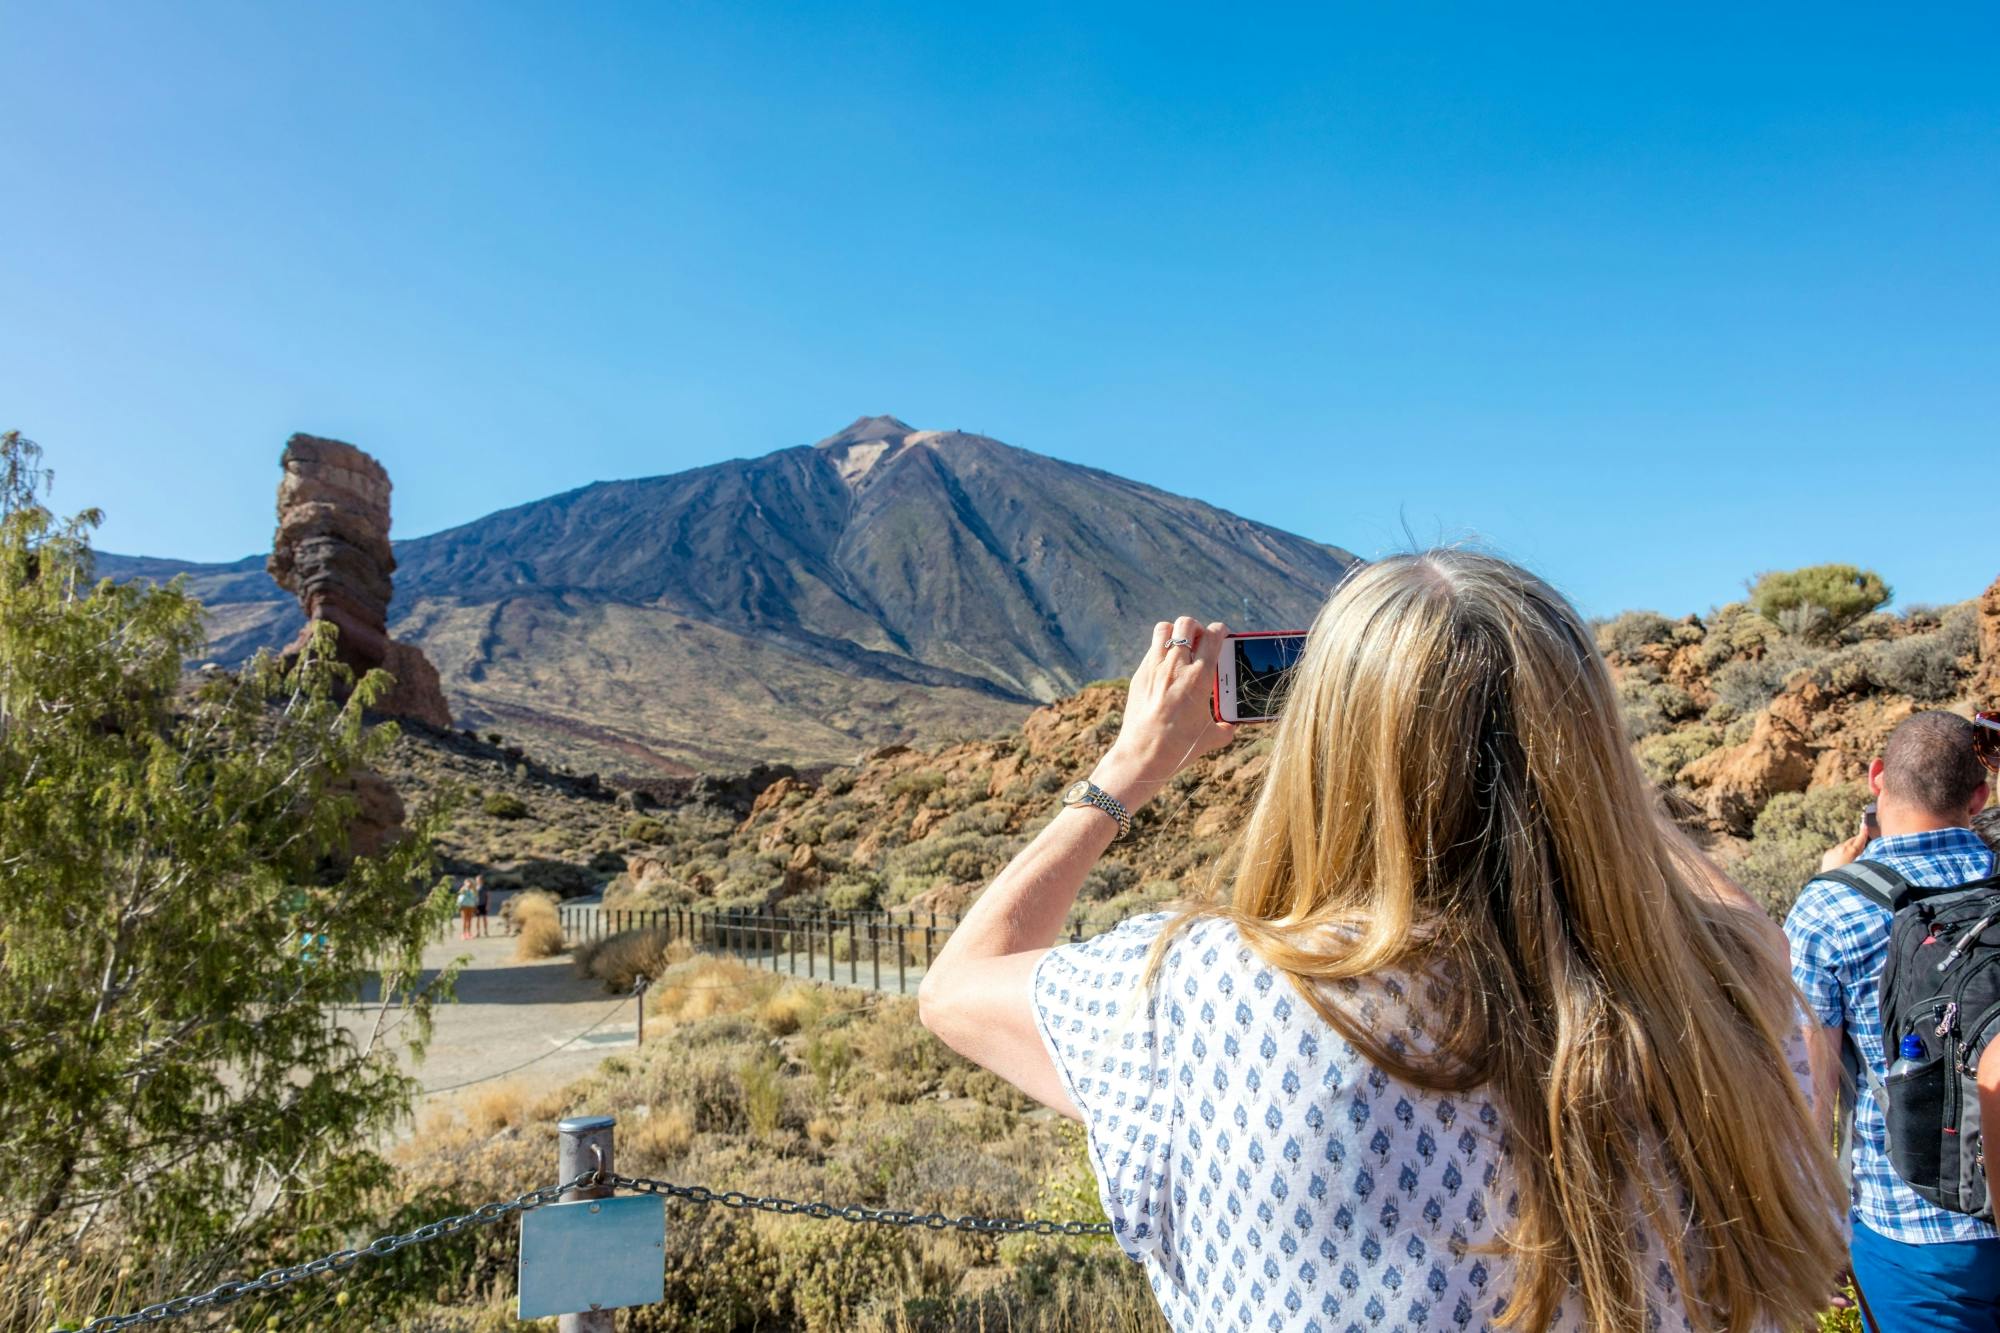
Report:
1682,684,1819,833
1975,573,2000,701
268,434,451,728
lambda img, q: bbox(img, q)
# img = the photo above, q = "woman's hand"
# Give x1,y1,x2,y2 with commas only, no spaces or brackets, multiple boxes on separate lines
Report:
1094,617,1238,804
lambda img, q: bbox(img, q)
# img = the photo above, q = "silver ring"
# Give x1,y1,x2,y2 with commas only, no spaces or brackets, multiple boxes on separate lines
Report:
1167,636,1194,649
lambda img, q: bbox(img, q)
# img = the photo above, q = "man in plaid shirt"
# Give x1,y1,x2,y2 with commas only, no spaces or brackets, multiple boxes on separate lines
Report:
1785,711,1998,1331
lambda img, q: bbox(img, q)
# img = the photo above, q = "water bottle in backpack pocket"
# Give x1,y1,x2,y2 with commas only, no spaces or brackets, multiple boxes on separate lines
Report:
1816,859,1997,1222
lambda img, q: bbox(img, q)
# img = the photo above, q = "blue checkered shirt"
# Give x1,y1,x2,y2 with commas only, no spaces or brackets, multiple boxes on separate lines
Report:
1784,826,1999,1245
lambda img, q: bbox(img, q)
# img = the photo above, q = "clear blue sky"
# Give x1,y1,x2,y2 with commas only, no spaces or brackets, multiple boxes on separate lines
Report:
4,3,1994,618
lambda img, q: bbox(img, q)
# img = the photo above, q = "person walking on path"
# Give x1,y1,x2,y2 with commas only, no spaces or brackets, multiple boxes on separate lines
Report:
921,552,1844,1332
1787,711,2000,1332
474,874,491,939
455,877,478,940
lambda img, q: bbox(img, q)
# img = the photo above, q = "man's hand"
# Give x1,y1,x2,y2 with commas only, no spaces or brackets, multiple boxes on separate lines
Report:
1099,617,1239,797
1819,831,1870,874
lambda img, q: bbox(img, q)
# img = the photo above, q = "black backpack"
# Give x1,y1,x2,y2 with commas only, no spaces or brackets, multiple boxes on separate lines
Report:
1817,858,1999,1221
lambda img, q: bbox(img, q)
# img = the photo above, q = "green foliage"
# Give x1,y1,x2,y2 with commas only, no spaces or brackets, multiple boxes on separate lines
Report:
1634,724,1724,786
1749,564,1891,642
624,815,668,842
481,791,529,819
887,770,947,799
1596,610,1677,656
737,1049,787,1139
1615,671,1698,739
1732,783,1872,916
825,871,884,911
0,432,454,1259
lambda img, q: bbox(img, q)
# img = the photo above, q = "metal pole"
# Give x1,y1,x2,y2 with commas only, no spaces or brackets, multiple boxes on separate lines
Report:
635,976,648,1047
848,916,857,985
897,923,906,994
557,1115,617,1333
871,921,880,991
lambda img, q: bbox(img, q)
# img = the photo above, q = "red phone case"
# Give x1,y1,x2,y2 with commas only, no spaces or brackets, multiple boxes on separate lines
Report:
1213,630,1308,723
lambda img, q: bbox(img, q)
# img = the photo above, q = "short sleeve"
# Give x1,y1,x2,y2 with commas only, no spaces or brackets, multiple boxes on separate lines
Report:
1783,880,1849,1031
1030,912,1178,1263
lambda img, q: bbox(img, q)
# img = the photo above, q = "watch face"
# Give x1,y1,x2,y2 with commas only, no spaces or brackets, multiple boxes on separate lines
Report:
1062,780,1093,805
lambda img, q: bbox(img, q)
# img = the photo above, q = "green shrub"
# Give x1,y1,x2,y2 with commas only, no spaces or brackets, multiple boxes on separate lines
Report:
1596,610,1676,656
483,791,529,819
1635,725,1724,786
624,816,667,843
887,770,946,799
1750,564,1891,642
804,1030,855,1101
737,1049,787,1140
822,769,856,796
1866,632,1969,703
1616,670,1697,739
825,872,883,911
1732,783,1871,916
573,928,671,992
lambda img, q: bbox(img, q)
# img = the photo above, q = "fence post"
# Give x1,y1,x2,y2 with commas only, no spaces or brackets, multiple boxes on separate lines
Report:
847,916,857,985
635,976,648,1046
871,921,880,991
557,1115,617,1333
896,923,906,994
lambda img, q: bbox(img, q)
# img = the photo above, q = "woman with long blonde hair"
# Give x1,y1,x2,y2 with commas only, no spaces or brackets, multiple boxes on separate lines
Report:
921,551,1844,1330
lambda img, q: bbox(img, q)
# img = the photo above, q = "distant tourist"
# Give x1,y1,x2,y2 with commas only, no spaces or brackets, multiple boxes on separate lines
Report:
474,874,491,938
456,877,478,940
1788,711,1999,1331
921,552,1844,1331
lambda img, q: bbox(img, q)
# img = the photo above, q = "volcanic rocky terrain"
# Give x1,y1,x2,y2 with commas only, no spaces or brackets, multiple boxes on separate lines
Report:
102,416,1355,774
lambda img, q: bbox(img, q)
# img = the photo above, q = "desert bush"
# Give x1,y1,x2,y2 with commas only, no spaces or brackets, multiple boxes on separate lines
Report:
627,1105,696,1162
822,769,856,796
1866,631,1969,702
805,1030,856,1101
738,1049,788,1139
1596,609,1677,656
624,816,668,843
1731,782,1872,916
1616,672,1698,739
769,1219,925,1333
482,791,529,819
888,770,947,799
826,871,885,911
1697,600,1782,671
1032,767,1071,795
573,927,671,991
510,889,566,959
1635,725,1724,786
1750,564,1891,642
1709,642,1814,720
1081,859,1141,900
757,983,825,1036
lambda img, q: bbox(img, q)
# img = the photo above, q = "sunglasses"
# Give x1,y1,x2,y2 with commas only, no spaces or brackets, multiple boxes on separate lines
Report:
1976,711,2000,770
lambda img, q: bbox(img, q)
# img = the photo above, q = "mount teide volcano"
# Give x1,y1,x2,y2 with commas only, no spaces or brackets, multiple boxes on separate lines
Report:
102,417,1357,773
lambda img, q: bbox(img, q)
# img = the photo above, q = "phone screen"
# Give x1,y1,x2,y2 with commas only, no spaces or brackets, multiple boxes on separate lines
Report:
1233,634,1308,720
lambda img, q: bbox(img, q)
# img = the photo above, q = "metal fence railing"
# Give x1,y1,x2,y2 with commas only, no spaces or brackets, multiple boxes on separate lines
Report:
558,902,1086,994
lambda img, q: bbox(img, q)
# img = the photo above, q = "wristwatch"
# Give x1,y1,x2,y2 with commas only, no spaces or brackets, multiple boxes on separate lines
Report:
1060,779,1131,840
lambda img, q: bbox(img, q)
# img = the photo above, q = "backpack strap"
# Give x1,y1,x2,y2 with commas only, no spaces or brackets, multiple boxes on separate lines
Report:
1815,859,1914,910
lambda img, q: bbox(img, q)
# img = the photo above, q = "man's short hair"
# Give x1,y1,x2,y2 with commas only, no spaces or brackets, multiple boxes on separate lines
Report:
1880,711,1987,820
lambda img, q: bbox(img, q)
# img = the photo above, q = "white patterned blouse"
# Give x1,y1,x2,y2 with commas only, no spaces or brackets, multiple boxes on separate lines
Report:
1030,911,1798,1333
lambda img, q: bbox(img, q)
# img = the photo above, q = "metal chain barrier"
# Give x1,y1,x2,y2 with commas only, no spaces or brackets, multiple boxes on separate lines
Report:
75,1175,595,1332
74,1170,1110,1330
595,1171,1114,1237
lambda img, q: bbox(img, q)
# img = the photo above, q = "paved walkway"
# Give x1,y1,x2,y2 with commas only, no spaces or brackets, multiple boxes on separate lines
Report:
334,902,923,1111
335,927,642,1104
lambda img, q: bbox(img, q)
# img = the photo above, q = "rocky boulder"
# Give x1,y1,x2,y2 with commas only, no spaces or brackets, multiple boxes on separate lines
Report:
268,434,451,729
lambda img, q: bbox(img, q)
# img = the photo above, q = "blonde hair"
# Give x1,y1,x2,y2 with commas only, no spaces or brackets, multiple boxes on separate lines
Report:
1162,551,1842,1331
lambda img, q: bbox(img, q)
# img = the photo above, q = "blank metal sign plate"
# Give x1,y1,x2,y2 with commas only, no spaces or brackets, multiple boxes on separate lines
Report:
519,1195,665,1319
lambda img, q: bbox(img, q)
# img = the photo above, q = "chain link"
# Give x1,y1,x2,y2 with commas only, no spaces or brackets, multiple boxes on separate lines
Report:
74,1170,1111,1330
75,1175,595,1332
599,1171,1114,1237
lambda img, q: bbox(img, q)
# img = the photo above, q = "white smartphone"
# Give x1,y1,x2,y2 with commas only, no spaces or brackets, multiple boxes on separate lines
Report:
1212,630,1309,724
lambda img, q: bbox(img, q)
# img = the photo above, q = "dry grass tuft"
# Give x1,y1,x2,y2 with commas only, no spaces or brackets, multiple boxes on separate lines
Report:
463,1080,538,1137
573,928,671,992
645,956,775,1025
511,889,566,960
628,1105,696,1161
756,983,824,1036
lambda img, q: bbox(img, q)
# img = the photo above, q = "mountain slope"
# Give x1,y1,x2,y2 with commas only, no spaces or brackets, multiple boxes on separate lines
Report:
99,416,1357,773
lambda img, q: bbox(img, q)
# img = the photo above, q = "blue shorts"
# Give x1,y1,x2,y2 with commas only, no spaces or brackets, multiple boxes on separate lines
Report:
1851,1218,2000,1333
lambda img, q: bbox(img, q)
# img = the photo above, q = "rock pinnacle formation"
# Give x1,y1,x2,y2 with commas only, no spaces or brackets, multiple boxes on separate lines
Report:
267,434,452,728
